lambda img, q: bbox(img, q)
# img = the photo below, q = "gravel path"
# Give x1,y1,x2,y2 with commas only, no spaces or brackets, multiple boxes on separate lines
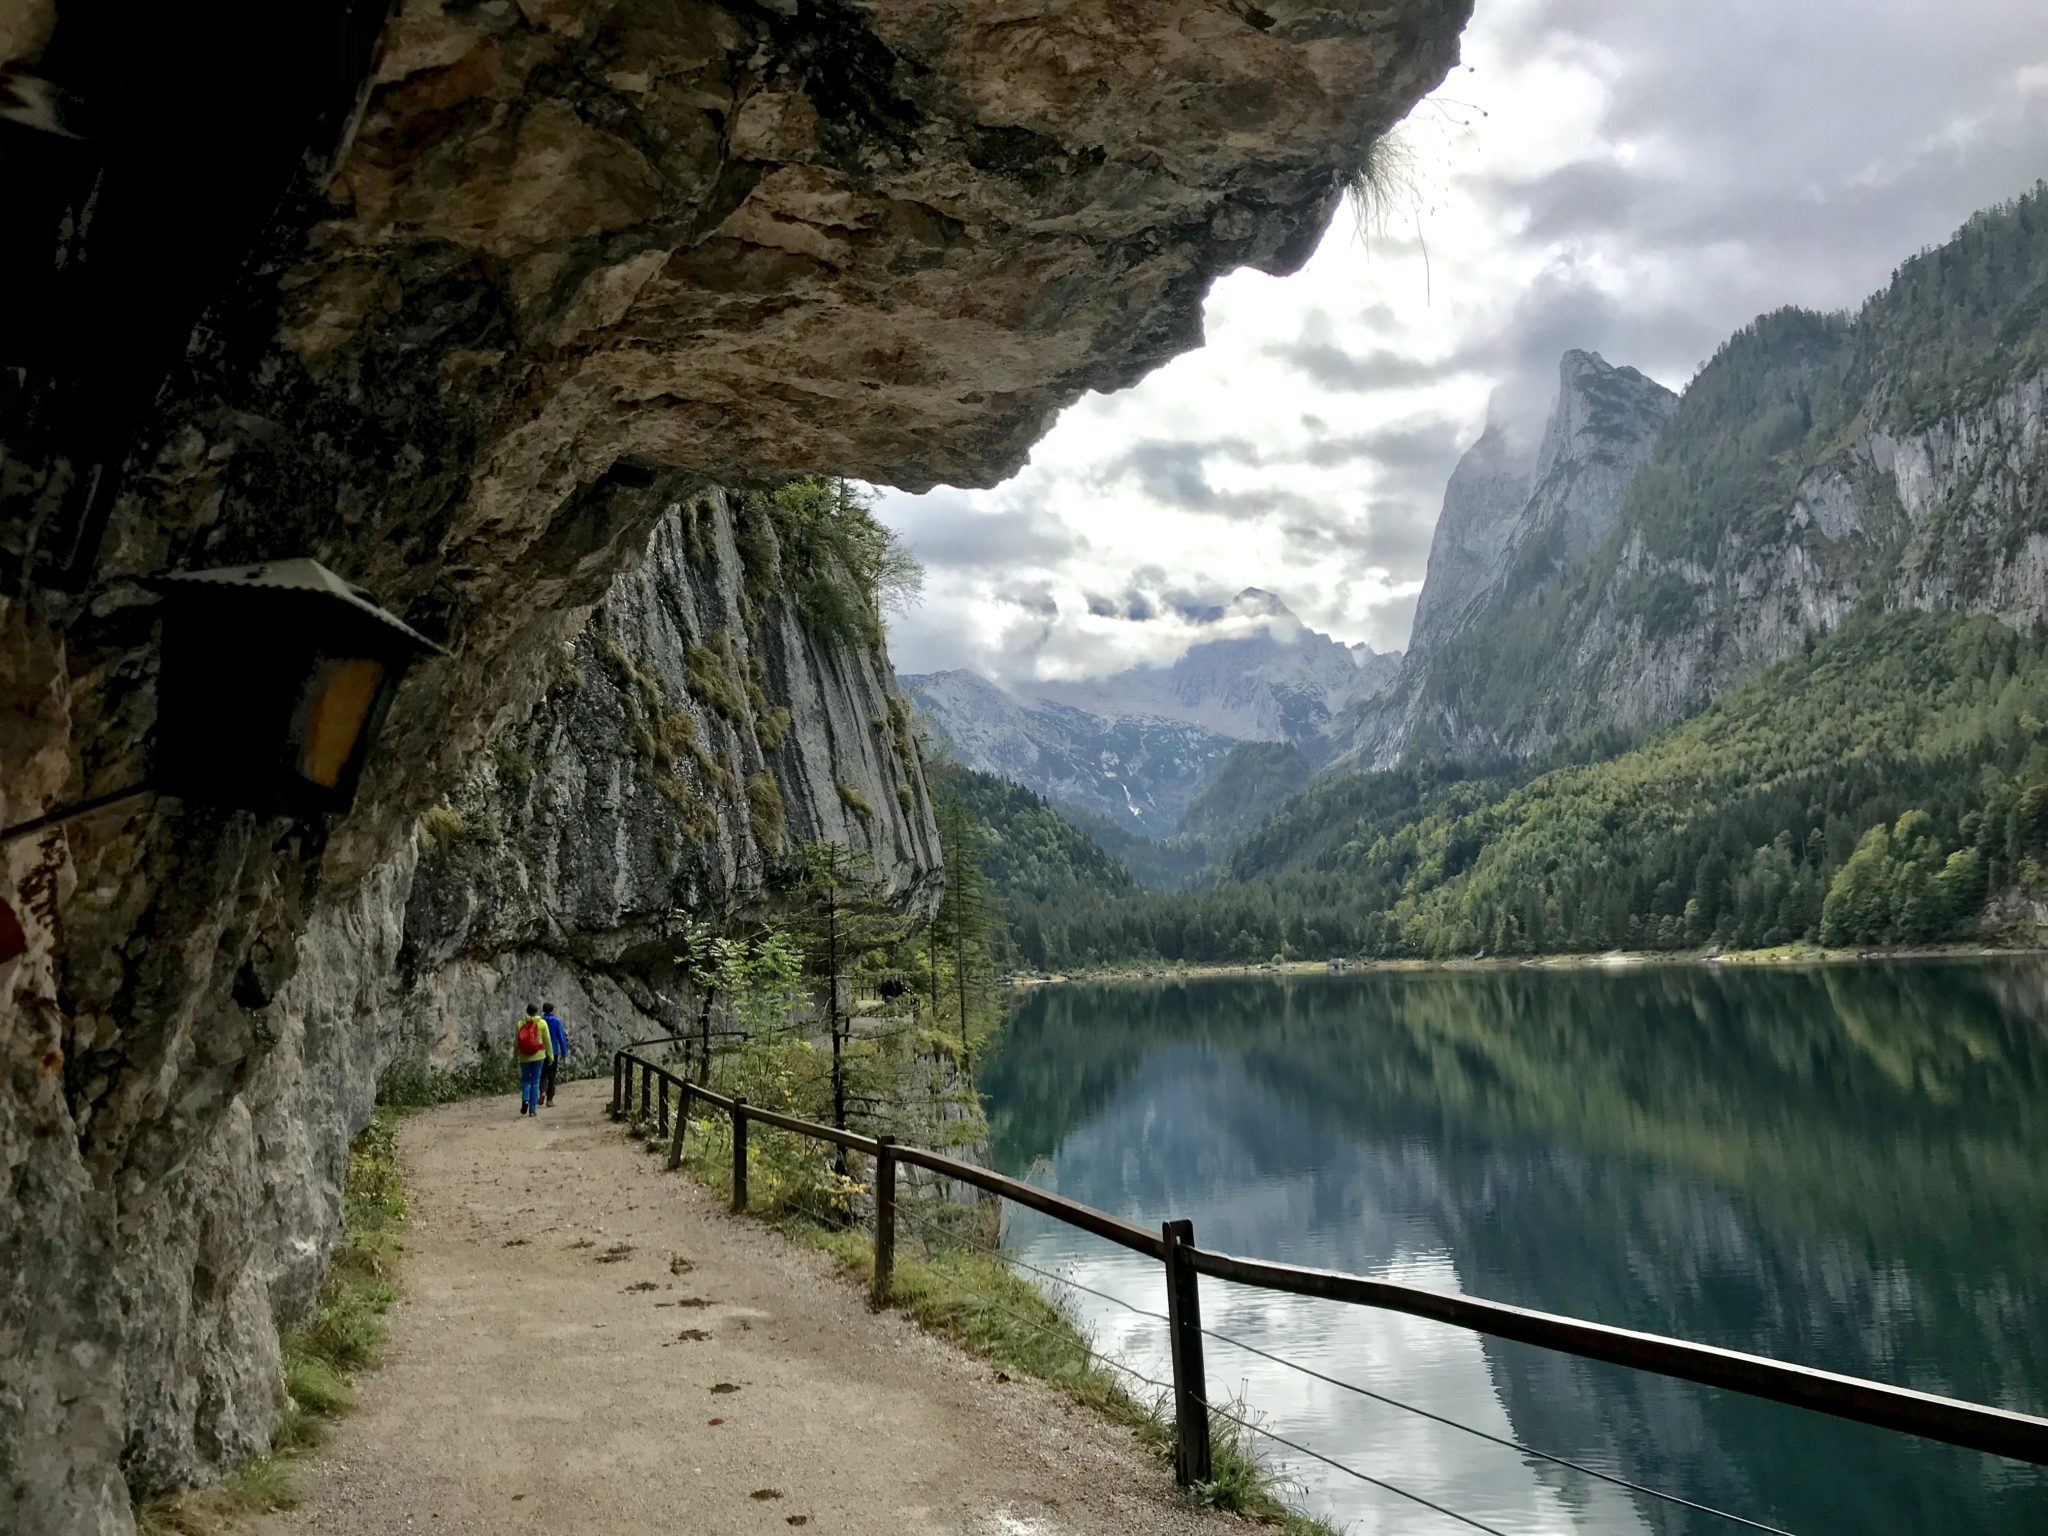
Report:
257,1079,1241,1536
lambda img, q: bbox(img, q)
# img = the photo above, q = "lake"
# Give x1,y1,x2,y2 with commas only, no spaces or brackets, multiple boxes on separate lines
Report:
975,962,2048,1535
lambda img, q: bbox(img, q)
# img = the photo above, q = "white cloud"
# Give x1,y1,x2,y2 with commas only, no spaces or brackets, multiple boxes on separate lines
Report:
877,0,2048,683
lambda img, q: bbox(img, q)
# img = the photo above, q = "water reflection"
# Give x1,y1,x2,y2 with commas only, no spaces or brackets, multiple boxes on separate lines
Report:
979,962,2048,1534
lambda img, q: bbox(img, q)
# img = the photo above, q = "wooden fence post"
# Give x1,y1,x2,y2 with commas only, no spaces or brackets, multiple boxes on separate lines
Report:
657,1076,669,1139
731,1098,748,1212
871,1135,897,1308
610,1055,622,1118
639,1062,651,1123
667,1081,691,1170
1163,1219,1213,1489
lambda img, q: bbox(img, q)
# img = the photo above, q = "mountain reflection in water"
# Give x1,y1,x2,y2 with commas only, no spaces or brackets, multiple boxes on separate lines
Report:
977,962,2048,1534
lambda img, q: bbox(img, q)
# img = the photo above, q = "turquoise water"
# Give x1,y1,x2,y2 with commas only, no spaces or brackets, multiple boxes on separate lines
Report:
976,962,2048,1534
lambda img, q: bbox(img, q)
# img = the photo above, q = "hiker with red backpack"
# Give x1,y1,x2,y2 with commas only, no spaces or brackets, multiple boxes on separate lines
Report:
515,1004,554,1116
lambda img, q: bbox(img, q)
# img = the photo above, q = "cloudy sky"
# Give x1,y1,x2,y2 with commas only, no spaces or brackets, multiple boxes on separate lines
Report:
877,0,2048,683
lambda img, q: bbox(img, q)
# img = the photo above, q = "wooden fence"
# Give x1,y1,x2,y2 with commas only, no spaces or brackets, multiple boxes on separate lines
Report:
610,1045,2048,1502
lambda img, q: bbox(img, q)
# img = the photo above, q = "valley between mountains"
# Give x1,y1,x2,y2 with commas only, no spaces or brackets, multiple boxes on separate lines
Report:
908,183,2048,970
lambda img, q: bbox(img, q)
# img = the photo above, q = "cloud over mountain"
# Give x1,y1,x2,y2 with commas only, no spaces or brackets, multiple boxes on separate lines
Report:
877,0,2048,687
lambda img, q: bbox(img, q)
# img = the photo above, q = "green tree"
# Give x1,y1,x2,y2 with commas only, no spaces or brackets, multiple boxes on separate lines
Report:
788,841,906,1170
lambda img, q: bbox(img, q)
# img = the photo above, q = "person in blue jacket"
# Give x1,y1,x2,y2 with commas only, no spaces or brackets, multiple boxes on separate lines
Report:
541,1002,570,1107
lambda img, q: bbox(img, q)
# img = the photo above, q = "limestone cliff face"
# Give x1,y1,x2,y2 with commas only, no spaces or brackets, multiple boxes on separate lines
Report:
394,490,939,1068
1339,351,1678,767
0,3,1469,1530
1344,353,2047,772
1557,365,2048,746
1404,418,1534,656
1507,351,1681,574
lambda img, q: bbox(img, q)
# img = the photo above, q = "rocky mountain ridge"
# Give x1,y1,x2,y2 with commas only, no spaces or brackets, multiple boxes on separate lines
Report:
1033,587,1401,743
1347,188,2048,770
1404,414,1535,656
905,589,1398,837
1337,349,1681,767
901,668,1237,839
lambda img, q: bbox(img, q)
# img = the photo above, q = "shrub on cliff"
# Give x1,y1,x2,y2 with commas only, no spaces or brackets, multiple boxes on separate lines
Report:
742,477,922,648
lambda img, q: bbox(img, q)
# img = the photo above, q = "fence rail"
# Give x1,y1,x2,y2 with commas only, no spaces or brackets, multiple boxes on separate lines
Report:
609,1045,2048,1523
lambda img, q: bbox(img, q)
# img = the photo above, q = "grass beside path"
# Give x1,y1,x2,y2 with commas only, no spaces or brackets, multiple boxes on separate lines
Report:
640,1107,1339,1535
136,1113,409,1535
805,1223,1341,1535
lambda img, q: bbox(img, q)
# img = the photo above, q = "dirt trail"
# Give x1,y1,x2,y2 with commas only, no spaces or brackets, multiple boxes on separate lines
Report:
258,1080,1236,1536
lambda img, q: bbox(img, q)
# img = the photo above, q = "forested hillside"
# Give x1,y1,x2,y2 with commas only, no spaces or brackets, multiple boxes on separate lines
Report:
1177,741,1313,841
925,761,1137,906
999,613,2048,967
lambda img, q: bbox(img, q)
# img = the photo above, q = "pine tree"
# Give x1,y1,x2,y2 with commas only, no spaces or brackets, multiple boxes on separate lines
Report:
788,841,906,1171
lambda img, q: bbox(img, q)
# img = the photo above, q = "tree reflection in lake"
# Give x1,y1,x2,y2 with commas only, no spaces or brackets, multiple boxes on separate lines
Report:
979,962,2048,1534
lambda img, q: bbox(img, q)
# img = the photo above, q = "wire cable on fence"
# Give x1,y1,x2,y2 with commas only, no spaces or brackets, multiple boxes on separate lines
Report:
1191,1321,1796,1535
889,1203,1510,1533
1192,1388,1510,1536
888,1194,1792,1535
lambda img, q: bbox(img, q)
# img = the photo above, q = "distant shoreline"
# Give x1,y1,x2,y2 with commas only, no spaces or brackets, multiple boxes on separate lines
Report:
1008,941,2048,988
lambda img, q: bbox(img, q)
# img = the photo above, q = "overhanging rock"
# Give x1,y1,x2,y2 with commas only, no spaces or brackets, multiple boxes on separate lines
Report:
0,3,1470,1531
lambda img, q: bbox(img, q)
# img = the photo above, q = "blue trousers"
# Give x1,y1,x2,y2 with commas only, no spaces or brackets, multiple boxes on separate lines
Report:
520,1059,544,1111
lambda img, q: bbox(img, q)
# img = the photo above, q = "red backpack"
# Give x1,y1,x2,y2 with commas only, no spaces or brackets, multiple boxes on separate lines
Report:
516,1016,542,1055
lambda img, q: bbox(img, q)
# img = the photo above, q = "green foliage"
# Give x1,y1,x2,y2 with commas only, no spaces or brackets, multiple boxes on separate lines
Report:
551,646,587,693
377,1047,522,1108
282,1353,350,1421
836,779,875,825
929,788,1000,1062
415,804,501,856
926,762,1137,904
136,1455,299,1534
655,774,721,841
597,633,667,717
736,477,923,649
491,742,534,794
756,706,793,751
684,635,749,721
794,1201,1328,1530
1628,305,1854,563
1051,801,1220,890
995,613,2048,966
1176,741,1312,843
745,772,786,852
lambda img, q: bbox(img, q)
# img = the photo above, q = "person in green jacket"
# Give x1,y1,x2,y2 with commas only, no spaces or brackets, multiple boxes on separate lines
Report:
515,1004,553,1116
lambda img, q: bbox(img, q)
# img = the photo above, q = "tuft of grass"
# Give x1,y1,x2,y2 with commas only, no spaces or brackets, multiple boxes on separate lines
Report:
836,779,875,825
1340,126,1416,240
806,1219,1161,1434
685,636,750,721
415,804,467,852
491,743,535,794
414,803,501,857
135,1115,407,1532
757,706,794,751
746,772,787,851
136,1454,300,1534
655,775,721,841
283,1352,351,1419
